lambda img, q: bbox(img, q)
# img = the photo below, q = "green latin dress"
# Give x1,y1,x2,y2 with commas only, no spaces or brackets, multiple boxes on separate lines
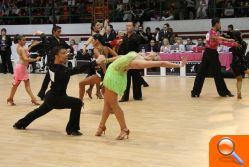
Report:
103,51,137,95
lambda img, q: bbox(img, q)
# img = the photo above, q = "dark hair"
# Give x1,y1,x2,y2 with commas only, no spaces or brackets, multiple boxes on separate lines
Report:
109,24,113,29
211,18,220,27
155,27,160,31
164,23,170,27
92,34,106,46
52,25,61,34
145,27,151,33
52,46,63,57
150,38,156,42
1,28,7,33
126,21,135,27
14,34,24,44
91,21,99,31
228,24,234,30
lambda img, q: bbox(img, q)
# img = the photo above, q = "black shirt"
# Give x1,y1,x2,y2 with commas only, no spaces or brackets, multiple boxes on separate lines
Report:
47,36,73,65
118,33,140,55
0,35,12,53
49,61,96,95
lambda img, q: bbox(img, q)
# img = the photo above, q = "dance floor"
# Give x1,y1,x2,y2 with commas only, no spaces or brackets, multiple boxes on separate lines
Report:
1,74,249,167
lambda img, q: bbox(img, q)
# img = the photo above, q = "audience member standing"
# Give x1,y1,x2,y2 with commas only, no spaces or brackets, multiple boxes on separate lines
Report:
0,28,13,74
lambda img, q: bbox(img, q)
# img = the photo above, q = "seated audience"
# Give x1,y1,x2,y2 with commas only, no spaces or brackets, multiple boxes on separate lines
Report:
197,38,205,47
160,38,171,53
146,39,160,52
186,38,196,45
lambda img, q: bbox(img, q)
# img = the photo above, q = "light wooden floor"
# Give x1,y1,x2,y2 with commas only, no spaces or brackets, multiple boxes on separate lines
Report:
1,74,249,167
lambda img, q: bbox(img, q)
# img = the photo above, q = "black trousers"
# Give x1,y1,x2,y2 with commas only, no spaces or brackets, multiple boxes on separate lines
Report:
192,48,231,96
122,69,142,100
38,71,50,98
0,50,13,74
15,91,83,133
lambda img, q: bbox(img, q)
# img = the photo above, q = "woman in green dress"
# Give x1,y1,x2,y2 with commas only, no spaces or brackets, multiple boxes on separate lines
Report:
95,51,187,140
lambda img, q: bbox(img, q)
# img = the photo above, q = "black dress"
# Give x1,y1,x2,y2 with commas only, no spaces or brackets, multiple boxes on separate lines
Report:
13,61,96,135
231,40,248,77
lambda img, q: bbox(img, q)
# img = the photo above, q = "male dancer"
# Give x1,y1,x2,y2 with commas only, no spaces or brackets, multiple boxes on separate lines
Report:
37,26,73,100
191,18,239,97
119,22,143,102
13,47,104,136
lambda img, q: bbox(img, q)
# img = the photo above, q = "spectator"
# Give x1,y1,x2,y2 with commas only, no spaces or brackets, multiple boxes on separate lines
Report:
186,37,196,45
160,38,171,53
216,0,226,18
196,0,208,19
154,27,160,42
185,0,196,19
224,0,235,18
145,39,159,52
70,39,78,54
145,27,153,43
174,37,185,51
197,38,205,47
109,24,117,36
136,26,148,45
159,23,173,44
161,3,176,21
103,25,116,43
223,24,234,39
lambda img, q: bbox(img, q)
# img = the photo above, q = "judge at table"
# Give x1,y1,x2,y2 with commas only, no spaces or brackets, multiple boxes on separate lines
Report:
145,39,160,52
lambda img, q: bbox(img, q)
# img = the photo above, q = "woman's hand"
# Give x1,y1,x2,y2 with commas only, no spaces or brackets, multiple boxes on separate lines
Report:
96,55,105,65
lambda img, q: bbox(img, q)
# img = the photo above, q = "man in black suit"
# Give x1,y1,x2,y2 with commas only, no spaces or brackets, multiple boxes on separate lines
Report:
119,22,143,102
159,23,173,43
0,28,13,74
103,25,116,42
37,26,73,100
145,39,160,52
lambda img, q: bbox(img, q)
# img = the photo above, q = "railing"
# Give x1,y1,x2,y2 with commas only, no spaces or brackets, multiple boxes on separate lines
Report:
0,4,249,25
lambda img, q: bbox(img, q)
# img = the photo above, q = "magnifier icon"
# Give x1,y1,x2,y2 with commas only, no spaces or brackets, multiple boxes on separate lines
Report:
217,137,244,165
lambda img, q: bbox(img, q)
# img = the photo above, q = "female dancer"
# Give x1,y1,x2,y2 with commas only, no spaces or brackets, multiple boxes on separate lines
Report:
79,34,118,101
7,35,41,106
82,20,108,99
13,46,105,136
95,51,187,140
230,30,249,99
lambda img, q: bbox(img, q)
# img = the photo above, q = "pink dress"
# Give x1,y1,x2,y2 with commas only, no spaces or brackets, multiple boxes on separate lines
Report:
13,51,30,85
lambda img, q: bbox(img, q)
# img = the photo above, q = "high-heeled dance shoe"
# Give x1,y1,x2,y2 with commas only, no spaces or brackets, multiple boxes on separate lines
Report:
116,129,130,140
7,98,16,106
95,126,106,136
31,99,40,106
86,89,93,99
237,92,242,99
96,92,104,99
